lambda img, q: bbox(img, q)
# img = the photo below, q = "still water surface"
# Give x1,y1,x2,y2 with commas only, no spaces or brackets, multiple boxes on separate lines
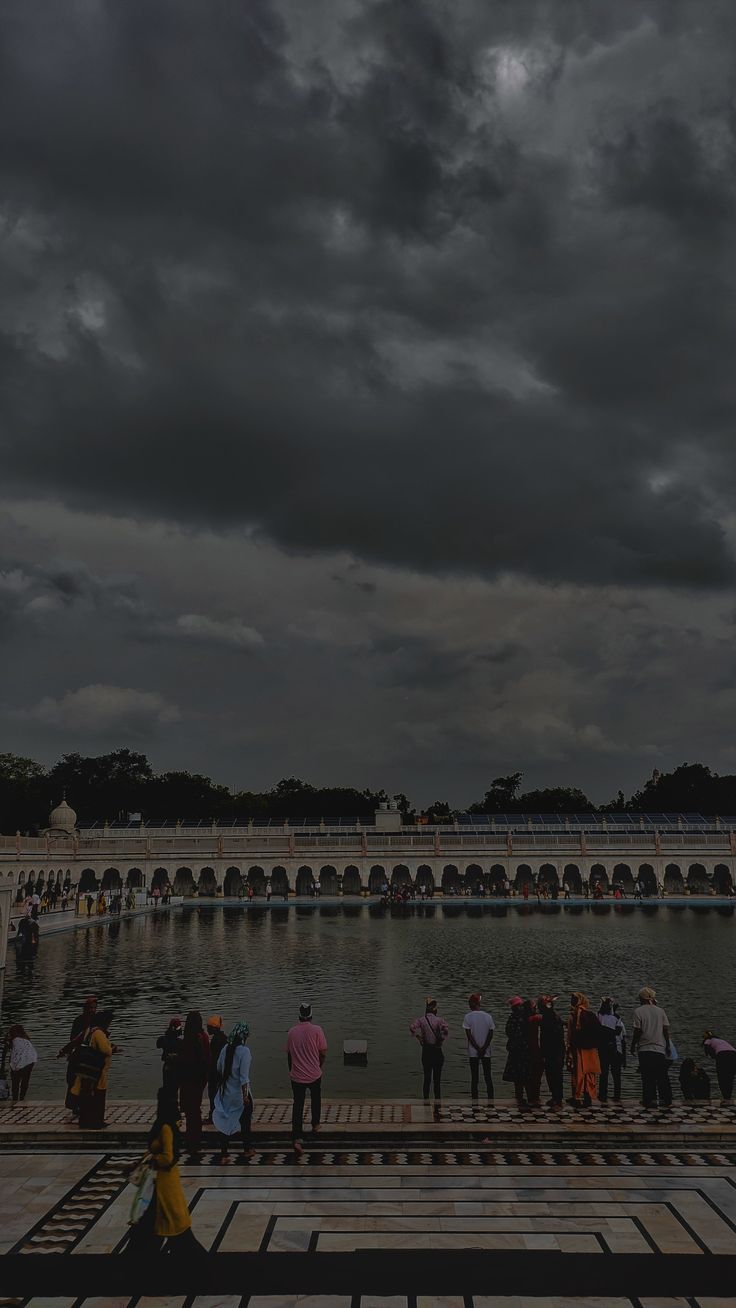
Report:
3,903,734,1099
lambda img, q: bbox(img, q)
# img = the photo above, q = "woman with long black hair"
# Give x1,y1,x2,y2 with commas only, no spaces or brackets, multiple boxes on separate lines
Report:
212,1022,255,1163
177,1011,209,1153
125,1088,205,1254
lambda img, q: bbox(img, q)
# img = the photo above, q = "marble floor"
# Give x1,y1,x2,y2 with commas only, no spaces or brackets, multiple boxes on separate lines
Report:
2,1145,735,1308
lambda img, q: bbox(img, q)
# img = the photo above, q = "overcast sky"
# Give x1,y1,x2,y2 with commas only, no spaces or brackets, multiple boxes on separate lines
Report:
2,0,736,808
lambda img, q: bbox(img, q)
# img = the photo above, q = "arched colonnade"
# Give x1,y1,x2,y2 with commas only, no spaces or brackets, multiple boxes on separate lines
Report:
8,859,735,899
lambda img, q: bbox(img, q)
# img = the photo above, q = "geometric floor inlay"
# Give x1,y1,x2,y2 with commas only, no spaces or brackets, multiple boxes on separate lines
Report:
3,1147,736,1260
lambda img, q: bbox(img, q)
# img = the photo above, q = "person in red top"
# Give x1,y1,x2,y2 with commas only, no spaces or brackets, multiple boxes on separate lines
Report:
286,1004,327,1154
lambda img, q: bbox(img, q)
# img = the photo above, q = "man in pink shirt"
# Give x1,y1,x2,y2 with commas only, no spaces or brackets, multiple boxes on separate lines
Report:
286,1003,328,1153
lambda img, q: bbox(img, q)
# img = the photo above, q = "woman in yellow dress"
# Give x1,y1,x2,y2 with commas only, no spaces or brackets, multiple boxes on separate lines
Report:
125,1089,205,1254
71,1010,117,1128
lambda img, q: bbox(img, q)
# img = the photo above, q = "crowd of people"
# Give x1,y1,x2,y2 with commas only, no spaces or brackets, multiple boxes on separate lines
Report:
408,989,736,1109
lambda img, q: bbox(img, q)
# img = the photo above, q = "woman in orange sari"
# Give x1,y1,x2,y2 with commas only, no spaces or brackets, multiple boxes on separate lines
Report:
566,993,600,1107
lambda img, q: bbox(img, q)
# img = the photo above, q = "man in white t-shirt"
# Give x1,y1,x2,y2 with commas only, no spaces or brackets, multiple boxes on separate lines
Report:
462,993,495,1100
631,986,673,1108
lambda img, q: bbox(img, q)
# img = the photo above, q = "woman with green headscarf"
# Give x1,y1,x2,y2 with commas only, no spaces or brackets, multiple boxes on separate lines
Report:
212,1021,254,1163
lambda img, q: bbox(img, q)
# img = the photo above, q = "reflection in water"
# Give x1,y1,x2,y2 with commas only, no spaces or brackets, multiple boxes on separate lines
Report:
1,903,732,1101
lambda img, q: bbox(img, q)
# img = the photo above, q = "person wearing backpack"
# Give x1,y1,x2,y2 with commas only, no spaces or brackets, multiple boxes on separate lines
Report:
410,998,449,1102
597,998,626,1103
566,992,600,1107
71,1010,118,1128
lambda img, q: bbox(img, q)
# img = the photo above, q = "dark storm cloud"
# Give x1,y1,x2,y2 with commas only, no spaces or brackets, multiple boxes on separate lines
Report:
2,0,736,593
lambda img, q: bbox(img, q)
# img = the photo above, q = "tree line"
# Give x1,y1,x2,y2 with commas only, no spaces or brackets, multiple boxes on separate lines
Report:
0,751,733,834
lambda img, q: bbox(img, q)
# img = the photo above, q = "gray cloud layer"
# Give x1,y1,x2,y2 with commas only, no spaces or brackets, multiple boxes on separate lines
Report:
2,1,735,801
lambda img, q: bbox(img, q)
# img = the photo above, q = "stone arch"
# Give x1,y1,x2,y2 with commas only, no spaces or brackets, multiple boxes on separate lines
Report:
319,865,338,895
197,866,217,895
126,867,143,889
343,865,362,895
270,866,289,896
687,863,709,894
101,867,121,891
247,866,266,895
224,866,242,897
638,864,657,896
514,864,533,892
391,864,411,889
174,867,195,895
664,863,684,894
489,864,507,895
79,868,98,892
152,867,170,892
563,864,582,895
713,863,733,895
589,864,609,894
416,864,435,895
612,863,634,894
369,865,386,894
296,865,315,896
538,863,558,893
442,864,461,895
465,864,484,894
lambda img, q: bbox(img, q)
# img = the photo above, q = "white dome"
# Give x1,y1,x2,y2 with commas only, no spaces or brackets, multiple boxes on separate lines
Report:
48,798,77,832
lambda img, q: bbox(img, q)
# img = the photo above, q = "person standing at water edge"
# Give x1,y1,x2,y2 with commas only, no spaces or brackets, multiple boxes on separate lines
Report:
286,1003,327,1155
539,995,565,1109
597,998,626,1103
156,1016,183,1092
631,987,673,1109
702,1031,736,1104
177,1011,210,1152
213,1021,255,1163
462,993,495,1100
410,998,449,1103
71,1009,117,1129
567,993,600,1107
206,1015,228,1121
59,995,97,1117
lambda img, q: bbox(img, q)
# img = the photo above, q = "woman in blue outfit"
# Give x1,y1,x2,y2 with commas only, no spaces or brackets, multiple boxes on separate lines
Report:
212,1021,254,1164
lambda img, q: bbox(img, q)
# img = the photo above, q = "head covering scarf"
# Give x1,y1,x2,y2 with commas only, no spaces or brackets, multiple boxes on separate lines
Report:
228,1021,250,1043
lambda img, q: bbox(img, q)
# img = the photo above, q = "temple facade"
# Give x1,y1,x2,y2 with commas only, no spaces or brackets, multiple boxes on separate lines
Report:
1,801,735,899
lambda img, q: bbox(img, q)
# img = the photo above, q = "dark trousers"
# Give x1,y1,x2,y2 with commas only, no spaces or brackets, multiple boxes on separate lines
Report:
219,1096,254,1154
421,1045,444,1099
715,1051,736,1099
11,1065,33,1102
179,1082,204,1149
599,1049,623,1101
513,1062,543,1106
469,1056,494,1099
638,1051,672,1107
544,1058,564,1105
291,1077,321,1140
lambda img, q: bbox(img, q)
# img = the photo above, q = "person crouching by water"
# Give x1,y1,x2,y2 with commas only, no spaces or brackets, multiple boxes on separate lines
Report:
702,1031,736,1104
125,1089,205,1255
680,1057,711,1102
72,1009,118,1129
213,1022,255,1164
567,993,600,1107
410,998,448,1104
206,1016,228,1122
4,1024,38,1104
539,995,565,1109
156,1016,183,1093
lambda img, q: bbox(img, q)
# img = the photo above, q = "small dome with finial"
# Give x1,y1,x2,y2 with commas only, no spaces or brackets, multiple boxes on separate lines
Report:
47,796,77,833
